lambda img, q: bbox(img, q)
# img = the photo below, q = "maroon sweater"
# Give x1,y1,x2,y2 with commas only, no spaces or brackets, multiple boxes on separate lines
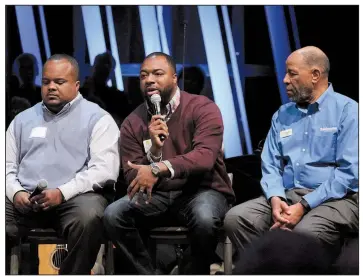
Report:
120,91,235,204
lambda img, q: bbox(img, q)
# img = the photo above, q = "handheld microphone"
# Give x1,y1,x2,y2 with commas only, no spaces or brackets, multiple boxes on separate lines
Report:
150,94,166,142
29,179,48,199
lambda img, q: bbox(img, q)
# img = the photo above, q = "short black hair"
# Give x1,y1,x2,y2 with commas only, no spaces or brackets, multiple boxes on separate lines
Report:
13,53,39,77
94,51,115,68
46,54,80,80
178,66,205,95
143,52,176,74
15,53,37,66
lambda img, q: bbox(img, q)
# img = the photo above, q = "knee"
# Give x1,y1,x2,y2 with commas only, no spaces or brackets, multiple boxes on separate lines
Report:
293,220,321,238
197,213,219,231
190,209,222,237
103,199,130,232
223,205,247,235
293,222,326,245
103,202,118,230
6,224,20,241
76,206,105,230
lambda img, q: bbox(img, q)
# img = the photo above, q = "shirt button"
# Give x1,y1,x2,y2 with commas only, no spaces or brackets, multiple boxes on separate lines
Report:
305,132,308,135
308,115,312,118
296,181,300,184
302,149,306,152
296,163,300,166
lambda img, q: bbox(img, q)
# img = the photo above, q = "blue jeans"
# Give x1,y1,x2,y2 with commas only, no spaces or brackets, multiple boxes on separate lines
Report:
103,188,229,274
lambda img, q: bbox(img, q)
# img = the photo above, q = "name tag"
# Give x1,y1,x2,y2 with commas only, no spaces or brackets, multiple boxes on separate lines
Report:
320,127,338,132
143,139,152,153
29,127,47,138
280,129,292,138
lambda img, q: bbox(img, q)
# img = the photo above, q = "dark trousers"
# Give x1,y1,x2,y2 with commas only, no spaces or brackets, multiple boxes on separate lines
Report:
103,189,229,274
6,192,108,274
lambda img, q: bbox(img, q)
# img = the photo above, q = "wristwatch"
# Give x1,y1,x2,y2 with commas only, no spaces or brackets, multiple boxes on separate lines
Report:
299,198,311,214
150,163,161,177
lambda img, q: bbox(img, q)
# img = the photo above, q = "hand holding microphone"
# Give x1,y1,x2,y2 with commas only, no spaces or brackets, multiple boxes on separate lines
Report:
149,94,169,150
29,180,64,211
28,179,47,212
13,179,48,214
29,179,48,199
150,94,167,142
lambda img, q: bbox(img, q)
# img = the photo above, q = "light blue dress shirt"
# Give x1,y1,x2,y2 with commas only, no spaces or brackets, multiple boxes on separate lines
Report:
261,84,358,209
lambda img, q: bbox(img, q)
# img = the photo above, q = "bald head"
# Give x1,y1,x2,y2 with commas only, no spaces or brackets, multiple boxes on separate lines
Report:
284,46,330,104
292,46,330,77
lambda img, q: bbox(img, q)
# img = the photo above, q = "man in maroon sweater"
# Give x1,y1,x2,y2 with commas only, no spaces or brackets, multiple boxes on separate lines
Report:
103,52,234,274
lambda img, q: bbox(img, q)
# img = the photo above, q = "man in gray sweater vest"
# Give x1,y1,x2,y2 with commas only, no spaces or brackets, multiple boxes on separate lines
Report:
6,54,120,274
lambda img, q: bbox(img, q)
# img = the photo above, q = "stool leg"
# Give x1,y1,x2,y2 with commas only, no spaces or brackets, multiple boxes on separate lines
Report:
30,243,39,274
105,241,114,275
92,244,105,274
148,239,157,269
175,244,184,274
224,236,233,274
10,242,21,275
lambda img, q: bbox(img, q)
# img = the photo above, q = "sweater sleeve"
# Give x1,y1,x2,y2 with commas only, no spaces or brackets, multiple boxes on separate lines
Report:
120,117,150,185
167,99,224,179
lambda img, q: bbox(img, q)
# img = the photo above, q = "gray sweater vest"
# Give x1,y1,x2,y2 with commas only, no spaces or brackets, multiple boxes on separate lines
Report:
14,95,106,192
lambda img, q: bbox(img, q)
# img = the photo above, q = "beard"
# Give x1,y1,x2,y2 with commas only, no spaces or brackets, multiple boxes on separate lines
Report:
160,86,175,105
288,85,313,105
143,84,175,106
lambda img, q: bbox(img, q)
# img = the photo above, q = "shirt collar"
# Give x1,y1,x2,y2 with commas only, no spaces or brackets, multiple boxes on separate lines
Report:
295,83,334,113
315,82,334,108
42,92,82,115
166,87,181,116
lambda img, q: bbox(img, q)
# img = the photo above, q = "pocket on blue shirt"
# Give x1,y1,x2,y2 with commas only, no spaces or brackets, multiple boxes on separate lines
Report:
310,130,337,160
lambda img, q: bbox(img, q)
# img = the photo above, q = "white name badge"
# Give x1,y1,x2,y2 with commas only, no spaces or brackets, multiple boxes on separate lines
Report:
143,139,152,153
280,128,293,138
29,127,47,138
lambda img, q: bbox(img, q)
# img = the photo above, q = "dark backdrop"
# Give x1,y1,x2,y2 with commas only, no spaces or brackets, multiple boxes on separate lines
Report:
6,5,359,149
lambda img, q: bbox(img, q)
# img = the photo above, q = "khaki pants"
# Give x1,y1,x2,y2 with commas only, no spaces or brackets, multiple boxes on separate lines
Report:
224,189,358,253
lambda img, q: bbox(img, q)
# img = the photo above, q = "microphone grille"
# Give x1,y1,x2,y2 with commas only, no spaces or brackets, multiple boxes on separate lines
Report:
150,94,161,105
38,179,48,189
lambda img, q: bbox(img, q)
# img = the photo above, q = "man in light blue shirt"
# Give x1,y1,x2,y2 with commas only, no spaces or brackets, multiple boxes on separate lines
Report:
224,46,358,259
